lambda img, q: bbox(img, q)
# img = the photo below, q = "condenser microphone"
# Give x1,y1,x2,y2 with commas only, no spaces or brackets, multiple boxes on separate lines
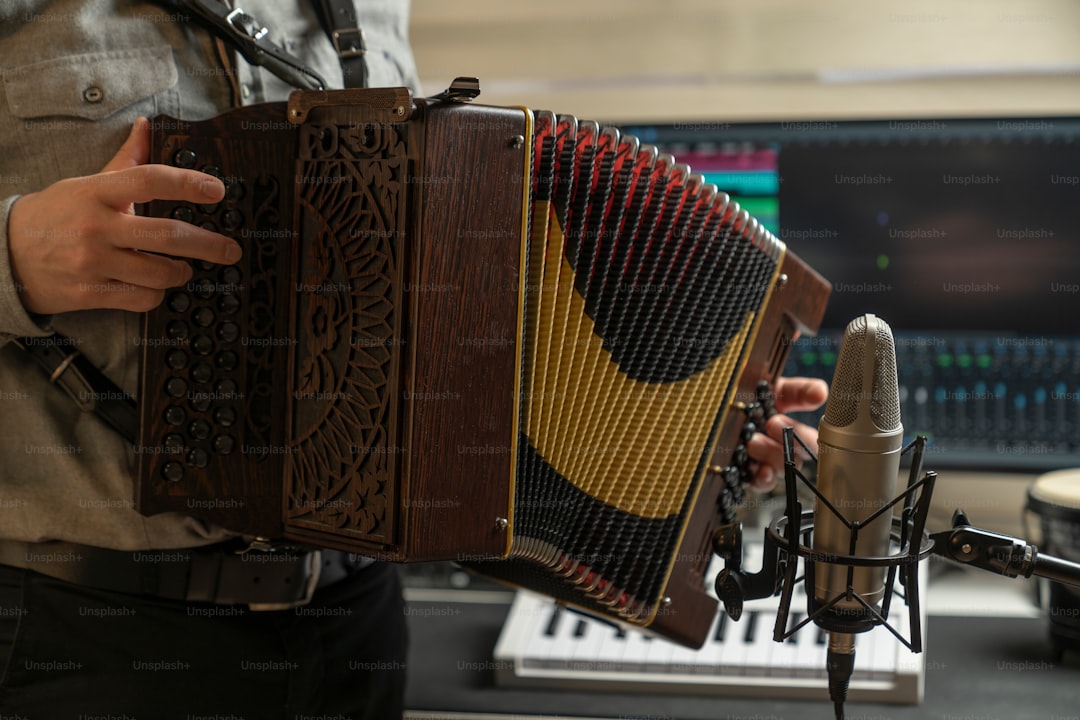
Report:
813,313,903,719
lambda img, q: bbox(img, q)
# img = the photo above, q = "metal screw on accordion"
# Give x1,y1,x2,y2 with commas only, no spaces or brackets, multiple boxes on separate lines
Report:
495,517,509,531
510,135,525,149
776,273,788,289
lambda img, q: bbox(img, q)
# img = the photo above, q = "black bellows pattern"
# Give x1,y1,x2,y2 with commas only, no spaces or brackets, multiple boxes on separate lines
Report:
469,112,779,621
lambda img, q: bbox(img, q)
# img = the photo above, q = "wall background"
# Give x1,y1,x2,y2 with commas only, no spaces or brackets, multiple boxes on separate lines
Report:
410,0,1080,122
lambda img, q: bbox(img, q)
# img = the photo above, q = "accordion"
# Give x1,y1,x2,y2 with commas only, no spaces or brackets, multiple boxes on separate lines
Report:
136,84,830,647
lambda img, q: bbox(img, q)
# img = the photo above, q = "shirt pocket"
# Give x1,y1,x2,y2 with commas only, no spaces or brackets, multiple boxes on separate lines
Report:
4,46,178,122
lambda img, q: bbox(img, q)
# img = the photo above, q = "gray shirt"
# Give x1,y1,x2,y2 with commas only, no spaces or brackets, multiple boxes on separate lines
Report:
0,0,419,549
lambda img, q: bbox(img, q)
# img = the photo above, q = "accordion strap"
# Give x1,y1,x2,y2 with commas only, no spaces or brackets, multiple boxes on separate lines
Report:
312,0,368,88
12,336,137,445
153,0,329,90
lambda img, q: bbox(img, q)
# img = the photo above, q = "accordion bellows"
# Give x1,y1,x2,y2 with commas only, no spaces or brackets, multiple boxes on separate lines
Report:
137,86,829,646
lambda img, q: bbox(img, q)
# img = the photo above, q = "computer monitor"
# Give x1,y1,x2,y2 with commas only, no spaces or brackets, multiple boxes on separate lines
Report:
620,117,1080,471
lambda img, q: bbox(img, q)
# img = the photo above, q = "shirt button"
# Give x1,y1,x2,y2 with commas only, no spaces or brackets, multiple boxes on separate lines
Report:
240,83,251,99
83,86,104,103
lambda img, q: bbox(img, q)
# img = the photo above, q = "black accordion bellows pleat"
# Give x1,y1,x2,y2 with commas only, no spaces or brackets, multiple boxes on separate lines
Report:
471,111,782,627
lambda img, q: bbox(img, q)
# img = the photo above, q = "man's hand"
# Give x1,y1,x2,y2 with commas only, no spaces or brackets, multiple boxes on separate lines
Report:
7,117,242,316
746,376,828,492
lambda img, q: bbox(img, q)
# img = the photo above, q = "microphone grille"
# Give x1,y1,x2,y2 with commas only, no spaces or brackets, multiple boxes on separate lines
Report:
871,320,901,430
822,314,901,430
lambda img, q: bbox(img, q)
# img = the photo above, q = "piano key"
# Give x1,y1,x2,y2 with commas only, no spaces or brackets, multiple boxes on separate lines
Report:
689,612,727,675
522,603,563,669
642,632,676,672
765,613,804,677
589,621,628,671
740,610,776,675
864,625,900,680
495,546,925,703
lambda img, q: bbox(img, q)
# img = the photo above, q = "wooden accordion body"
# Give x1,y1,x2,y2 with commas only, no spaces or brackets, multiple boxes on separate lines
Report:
137,87,830,647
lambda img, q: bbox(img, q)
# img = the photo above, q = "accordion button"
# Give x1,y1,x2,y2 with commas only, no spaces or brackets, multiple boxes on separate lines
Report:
225,181,245,203
189,420,211,441
163,434,185,454
166,377,187,398
187,449,209,468
222,210,244,232
167,292,191,313
218,294,240,315
172,149,197,169
164,406,186,426
213,435,235,455
191,362,213,384
192,335,214,355
171,206,195,224
201,165,222,179
199,217,219,230
166,350,188,370
193,282,216,300
215,351,238,371
190,395,212,413
194,306,214,325
220,267,242,286
166,320,190,340
161,462,184,483
217,322,239,343
216,379,237,396
214,407,236,427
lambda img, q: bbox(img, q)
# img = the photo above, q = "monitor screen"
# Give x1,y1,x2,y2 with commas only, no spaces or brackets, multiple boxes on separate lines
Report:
618,117,1080,470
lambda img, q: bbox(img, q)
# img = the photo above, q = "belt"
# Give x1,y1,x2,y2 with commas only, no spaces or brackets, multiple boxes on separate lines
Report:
0,539,372,610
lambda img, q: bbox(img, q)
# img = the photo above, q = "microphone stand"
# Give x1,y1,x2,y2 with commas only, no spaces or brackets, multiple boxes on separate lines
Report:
713,428,1080,719
930,509,1080,588
714,431,938,719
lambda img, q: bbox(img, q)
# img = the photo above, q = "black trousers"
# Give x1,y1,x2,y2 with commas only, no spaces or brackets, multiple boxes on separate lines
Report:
0,560,407,718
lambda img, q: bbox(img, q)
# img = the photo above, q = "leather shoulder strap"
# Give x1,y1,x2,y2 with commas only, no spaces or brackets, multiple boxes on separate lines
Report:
311,0,368,88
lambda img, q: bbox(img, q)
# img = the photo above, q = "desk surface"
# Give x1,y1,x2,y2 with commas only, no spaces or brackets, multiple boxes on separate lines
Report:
403,592,1079,720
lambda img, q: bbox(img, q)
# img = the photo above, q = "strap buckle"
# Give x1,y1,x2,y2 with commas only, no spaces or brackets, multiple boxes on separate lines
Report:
331,27,366,59
225,7,269,41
